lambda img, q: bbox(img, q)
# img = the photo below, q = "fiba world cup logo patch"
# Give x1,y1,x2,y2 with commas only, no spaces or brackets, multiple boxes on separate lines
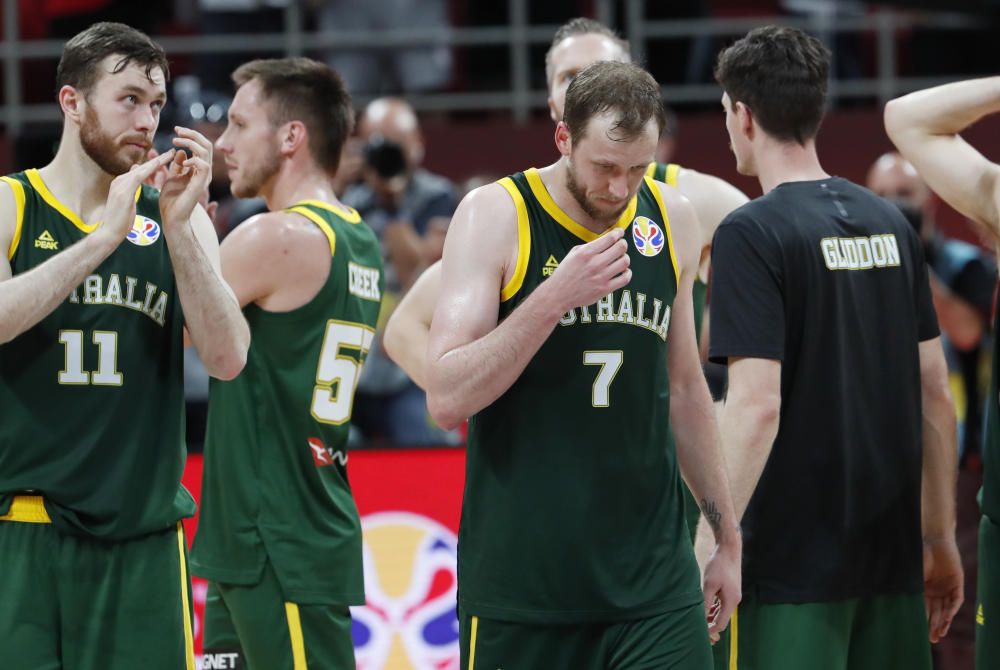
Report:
352,512,459,669
631,216,664,257
126,216,161,247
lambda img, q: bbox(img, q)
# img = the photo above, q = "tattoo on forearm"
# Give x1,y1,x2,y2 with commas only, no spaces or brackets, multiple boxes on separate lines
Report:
700,498,722,532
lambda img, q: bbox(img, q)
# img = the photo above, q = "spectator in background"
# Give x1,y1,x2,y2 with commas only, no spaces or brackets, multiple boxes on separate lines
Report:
868,151,995,670
316,0,452,95
342,97,459,448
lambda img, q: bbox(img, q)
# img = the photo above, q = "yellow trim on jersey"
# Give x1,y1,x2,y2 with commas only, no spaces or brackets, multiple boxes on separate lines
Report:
645,163,657,180
175,524,196,670
729,607,738,669
0,495,51,523
1,176,26,260
26,169,100,233
665,163,681,186
287,206,337,257
524,168,637,242
468,615,479,670
285,602,308,670
497,177,531,302
295,198,362,224
646,176,681,288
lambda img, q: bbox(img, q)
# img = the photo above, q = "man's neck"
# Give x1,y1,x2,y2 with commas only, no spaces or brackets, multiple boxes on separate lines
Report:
38,133,116,221
754,138,829,195
265,161,339,213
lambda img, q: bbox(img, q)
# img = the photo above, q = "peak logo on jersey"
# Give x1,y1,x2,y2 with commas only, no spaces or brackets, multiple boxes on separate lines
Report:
126,216,161,247
978,602,985,626
34,229,58,250
542,255,560,277
352,512,459,669
308,436,347,468
631,217,664,257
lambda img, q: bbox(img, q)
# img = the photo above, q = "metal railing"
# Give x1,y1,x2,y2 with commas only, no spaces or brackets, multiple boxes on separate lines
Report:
0,0,982,135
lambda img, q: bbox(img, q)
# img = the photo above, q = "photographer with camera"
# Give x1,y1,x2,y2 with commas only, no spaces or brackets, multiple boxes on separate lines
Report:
342,96,460,447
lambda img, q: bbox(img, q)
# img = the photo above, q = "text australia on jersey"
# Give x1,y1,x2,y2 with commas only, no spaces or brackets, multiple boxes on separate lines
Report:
559,289,672,341
68,273,170,326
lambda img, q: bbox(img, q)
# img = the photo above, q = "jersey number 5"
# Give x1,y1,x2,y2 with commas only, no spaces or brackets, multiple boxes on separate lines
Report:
311,320,375,425
583,350,623,408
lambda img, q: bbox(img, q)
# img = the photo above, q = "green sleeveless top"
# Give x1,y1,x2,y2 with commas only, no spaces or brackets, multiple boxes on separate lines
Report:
983,291,1000,522
459,169,701,623
190,200,383,605
647,162,708,343
0,170,192,539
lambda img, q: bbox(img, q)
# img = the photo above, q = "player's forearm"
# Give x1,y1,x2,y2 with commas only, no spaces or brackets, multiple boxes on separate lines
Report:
718,390,781,521
383,309,430,390
886,77,1000,139
921,377,958,540
0,232,118,344
427,282,563,429
671,384,741,546
165,224,248,380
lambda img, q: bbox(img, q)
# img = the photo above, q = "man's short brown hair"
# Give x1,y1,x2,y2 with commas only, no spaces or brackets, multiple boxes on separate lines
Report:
563,61,665,142
715,25,830,145
57,22,169,95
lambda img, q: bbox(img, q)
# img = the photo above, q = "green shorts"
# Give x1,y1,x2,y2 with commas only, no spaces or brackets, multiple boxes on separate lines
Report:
711,592,930,670
203,559,354,670
0,496,195,670
977,514,1000,669
460,602,711,670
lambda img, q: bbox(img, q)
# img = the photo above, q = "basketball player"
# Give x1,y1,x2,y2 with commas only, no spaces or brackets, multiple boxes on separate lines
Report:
0,22,249,670
885,74,1000,670
385,18,747,386
428,60,740,669
189,58,383,669
706,25,963,669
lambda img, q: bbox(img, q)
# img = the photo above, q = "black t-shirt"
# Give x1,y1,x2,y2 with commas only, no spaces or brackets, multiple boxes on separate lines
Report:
709,177,938,604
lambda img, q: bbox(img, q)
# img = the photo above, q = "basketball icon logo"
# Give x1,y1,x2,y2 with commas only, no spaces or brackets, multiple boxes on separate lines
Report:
352,512,460,669
126,216,161,247
631,216,664,257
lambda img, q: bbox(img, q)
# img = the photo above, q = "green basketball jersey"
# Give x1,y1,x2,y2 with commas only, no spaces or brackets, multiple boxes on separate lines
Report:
459,169,701,624
190,200,383,606
0,169,192,540
983,291,1000,522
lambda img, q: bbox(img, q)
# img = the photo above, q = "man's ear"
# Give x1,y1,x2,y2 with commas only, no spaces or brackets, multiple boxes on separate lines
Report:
279,120,307,157
59,85,85,125
554,121,573,158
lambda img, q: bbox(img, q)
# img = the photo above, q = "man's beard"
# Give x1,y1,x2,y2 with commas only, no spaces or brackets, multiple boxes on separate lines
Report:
231,143,281,199
566,160,629,225
80,106,145,176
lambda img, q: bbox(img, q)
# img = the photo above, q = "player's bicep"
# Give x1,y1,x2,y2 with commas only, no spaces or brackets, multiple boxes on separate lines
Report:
897,131,1000,235
663,192,704,379
429,186,514,360
0,180,19,282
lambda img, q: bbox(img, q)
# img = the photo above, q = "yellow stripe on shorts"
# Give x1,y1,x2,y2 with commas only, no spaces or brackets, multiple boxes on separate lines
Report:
285,602,308,669
468,615,479,670
176,524,195,670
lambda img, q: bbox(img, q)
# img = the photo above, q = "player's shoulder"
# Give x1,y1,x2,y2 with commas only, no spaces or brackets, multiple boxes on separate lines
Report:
226,210,322,251
453,179,519,229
